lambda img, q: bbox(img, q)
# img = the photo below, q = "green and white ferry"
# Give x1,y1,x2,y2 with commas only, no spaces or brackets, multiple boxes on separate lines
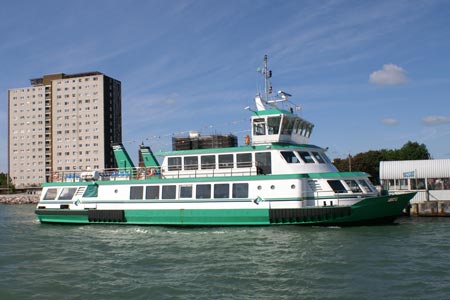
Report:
35,56,415,226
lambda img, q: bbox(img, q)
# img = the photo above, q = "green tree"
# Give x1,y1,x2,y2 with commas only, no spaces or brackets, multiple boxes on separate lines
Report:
333,141,430,184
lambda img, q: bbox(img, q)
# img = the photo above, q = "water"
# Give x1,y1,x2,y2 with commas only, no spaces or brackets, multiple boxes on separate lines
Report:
1,205,450,300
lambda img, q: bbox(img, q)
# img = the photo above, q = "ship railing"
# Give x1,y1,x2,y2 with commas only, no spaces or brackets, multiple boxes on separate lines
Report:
49,163,262,183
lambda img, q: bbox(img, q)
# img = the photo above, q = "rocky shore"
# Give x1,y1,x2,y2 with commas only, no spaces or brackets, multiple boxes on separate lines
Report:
0,194,40,204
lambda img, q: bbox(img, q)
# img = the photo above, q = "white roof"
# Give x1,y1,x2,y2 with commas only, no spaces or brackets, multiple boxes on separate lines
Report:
380,159,450,179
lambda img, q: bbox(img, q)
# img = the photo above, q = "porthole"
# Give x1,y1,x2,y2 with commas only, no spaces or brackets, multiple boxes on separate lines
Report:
114,189,118,193
271,185,275,190
291,184,296,189
257,185,262,190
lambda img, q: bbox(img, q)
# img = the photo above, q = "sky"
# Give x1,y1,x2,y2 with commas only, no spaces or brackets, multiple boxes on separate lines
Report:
1,0,450,172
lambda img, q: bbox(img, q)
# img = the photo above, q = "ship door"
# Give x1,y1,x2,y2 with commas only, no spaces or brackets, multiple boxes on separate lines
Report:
255,152,272,175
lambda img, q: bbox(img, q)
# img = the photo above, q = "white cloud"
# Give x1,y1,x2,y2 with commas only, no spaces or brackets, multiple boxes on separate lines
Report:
369,64,408,85
381,118,399,126
422,115,450,126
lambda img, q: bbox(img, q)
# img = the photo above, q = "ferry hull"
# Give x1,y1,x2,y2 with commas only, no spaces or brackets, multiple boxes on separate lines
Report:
35,192,415,226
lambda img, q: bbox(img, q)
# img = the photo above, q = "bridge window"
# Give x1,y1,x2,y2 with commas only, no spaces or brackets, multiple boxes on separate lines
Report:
168,157,182,171
214,184,229,198
297,151,315,163
130,186,144,200
281,116,294,135
201,155,216,169
162,185,176,199
281,151,300,163
184,156,198,170
219,154,233,169
145,186,159,199
253,118,266,135
267,116,281,135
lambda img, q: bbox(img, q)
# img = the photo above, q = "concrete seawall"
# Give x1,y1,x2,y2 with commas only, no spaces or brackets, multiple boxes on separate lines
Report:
410,201,450,217
0,194,40,204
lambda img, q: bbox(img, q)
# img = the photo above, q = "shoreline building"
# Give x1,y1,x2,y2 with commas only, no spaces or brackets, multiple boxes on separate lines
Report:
380,159,450,203
8,72,122,189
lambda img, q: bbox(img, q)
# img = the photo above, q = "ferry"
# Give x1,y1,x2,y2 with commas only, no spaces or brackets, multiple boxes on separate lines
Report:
35,56,415,226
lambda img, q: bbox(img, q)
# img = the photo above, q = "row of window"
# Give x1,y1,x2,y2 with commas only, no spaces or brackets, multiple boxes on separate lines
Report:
384,178,450,191
281,151,331,164
44,183,250,201
130,183,249,200
253,116,313,138
327,179,376,194
167,153,255,171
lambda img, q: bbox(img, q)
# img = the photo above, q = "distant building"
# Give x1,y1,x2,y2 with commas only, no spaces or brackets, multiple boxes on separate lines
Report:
380,159,450,203
8,72,122,189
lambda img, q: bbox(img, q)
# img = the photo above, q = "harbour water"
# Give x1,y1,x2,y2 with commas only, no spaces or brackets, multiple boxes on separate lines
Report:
1,205,450,300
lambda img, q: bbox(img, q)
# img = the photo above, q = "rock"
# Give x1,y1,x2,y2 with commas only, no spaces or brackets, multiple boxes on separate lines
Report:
0,194,40,205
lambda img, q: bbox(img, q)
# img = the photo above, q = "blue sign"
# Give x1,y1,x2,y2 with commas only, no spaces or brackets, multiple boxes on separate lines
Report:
403,171,415,178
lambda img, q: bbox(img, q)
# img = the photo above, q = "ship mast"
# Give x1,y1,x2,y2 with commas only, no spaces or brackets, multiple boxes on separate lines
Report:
263,54,272,102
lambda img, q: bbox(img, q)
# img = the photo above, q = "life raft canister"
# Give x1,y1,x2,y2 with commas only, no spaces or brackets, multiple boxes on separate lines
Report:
146,167,156,176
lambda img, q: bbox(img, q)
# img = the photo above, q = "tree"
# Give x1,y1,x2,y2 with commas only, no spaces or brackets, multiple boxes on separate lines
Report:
333,141,430,184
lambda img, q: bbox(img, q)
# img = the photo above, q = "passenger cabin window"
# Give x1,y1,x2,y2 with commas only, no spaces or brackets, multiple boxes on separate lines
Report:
184,156,198,170
345,180,362,193
253,118,266,135
219,154,233,169
232,183,249,198
237,153,252,168
255,152,272,175
145,186,159,199
358,180,372,193
267,116,281,135
312,152,325,163
214,184,229,198
328,180,347,193
130,186,144,199
201,155,216,170
168,157,182,171
281,151,300,163
196,184,211,199
58,187,77,200
162,185,176,199
43,188,59,200
297,151,314,163
180,185,193,198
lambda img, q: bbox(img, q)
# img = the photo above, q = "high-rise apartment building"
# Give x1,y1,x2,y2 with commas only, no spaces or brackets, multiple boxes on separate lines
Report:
8,72,122,189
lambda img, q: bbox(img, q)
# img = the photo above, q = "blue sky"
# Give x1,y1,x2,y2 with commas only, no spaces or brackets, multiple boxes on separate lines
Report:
2,0,450,171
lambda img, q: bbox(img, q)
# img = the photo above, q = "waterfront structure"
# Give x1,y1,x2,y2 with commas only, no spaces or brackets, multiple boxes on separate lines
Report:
35,56,414,226
380,159,450,203
8,72,122,189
